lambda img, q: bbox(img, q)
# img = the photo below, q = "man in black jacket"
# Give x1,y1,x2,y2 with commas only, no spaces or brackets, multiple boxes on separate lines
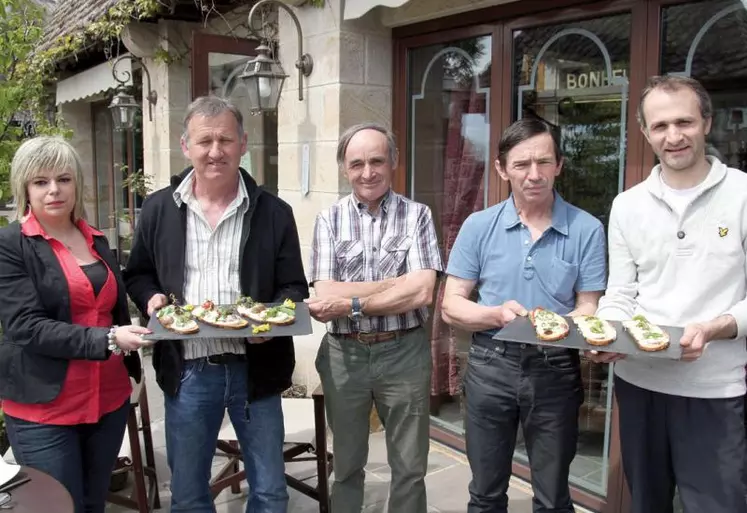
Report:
124,96,308,513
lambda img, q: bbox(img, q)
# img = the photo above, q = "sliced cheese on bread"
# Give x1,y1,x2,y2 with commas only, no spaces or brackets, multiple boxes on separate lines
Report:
622,315,670,352
572,315,617,346
529,307,570,342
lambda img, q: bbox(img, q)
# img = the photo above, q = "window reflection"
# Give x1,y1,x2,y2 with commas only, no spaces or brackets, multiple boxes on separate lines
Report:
661,0,747,172
512,13,632,497
408,36,492,435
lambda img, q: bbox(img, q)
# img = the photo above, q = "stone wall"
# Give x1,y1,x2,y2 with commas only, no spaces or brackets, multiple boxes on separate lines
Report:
276,1,393,392
58,101,97,227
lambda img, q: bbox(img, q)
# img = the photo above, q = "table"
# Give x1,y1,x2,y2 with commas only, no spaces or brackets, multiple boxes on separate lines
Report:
2,467,73,513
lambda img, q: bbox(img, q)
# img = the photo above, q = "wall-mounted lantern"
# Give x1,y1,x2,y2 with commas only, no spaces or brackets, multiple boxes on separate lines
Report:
108,55,158,131
240,0,314,114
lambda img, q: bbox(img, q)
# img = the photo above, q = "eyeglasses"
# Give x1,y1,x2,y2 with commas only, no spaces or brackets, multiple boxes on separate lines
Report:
0,492,14,509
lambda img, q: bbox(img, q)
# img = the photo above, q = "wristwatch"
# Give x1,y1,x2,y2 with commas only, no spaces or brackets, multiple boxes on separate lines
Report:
350,297,364,322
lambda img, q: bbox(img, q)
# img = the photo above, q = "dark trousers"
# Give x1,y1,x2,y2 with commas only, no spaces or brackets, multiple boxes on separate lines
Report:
464,336,583,513
616,376,747,513
4,401,129,513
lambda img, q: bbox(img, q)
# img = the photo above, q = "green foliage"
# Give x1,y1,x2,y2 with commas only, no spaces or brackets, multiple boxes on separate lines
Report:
0,0,53,203
308,0,325,6
0,0,165,207
553,98,624,227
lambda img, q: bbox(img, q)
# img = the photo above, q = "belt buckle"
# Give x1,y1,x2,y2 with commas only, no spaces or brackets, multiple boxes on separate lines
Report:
356,332,372,344
206,355,221,366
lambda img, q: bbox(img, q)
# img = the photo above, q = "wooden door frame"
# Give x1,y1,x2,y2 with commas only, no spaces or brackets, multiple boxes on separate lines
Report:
391,1,669,512
191,33,259,99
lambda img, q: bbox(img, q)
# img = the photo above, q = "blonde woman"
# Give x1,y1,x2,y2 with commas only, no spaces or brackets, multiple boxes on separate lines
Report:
0,136,152,513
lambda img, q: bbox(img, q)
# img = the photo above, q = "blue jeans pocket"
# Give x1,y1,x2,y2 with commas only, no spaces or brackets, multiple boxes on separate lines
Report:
541,348,579,373
468,343,501,366
180,360,199,384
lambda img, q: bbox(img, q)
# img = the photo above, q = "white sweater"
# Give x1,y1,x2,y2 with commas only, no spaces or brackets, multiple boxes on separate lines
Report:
596,158,747,398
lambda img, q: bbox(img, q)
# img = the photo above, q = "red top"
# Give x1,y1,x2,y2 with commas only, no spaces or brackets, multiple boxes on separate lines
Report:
1,214,132,425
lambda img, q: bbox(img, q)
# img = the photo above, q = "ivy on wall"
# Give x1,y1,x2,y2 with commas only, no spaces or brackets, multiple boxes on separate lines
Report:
0,0,326,221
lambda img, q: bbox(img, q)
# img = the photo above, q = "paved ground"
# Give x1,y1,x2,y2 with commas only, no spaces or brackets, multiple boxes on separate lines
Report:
105,357,590,512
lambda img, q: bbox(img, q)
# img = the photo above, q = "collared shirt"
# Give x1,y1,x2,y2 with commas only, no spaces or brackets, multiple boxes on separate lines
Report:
2,214,131,424
173,170,249,359
309,190,443,334
447,193,607,336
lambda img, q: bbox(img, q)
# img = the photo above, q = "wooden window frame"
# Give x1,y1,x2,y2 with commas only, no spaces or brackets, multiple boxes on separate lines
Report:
390,1,709,512
191,33,259,99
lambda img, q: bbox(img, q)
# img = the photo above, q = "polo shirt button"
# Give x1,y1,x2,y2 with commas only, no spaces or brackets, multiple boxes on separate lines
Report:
527,256,532,261
677,231,685,239
520,344,527,349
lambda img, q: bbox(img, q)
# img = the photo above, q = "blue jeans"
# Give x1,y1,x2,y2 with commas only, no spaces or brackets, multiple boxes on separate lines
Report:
165,358,288,513
4,400,129,513
465,336,582,513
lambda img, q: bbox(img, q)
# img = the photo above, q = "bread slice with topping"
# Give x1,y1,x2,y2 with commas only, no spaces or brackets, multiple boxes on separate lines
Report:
529,307,570,342
622,315,670,352
156,304,199,334
572,315,617,346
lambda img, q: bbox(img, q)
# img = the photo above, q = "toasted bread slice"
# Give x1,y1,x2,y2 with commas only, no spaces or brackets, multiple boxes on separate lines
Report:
197,316,249,330
193,304,249,330
241,303,295,326
573,315,617,346
529,307,570,342
157,305,200,334
622,315,670,352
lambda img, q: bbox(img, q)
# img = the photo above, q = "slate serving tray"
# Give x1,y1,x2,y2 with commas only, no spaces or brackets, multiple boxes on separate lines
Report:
493,317,684,360
144,302,313,340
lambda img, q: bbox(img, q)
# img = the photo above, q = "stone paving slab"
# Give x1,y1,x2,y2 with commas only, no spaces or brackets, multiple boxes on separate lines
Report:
105,357,591,513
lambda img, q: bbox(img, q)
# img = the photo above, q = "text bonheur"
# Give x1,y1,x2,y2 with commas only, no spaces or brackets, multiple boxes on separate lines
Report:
566,68,627,89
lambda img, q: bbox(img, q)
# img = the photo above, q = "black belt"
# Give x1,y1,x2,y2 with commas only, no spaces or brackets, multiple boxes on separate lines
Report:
337,325,421,344
206,353,247,365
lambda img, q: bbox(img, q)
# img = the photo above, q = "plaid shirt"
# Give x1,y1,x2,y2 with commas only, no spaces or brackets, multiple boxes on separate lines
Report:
309,191,443,334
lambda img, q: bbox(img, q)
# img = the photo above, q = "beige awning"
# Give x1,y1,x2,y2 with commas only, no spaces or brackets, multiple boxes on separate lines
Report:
55,55,132,105
343,0,412,20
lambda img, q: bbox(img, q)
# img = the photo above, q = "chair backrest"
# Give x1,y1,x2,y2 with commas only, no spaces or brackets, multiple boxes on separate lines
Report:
129,348,145,405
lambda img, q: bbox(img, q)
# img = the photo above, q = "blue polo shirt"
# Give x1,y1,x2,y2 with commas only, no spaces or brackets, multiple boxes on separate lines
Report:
447,193,607,335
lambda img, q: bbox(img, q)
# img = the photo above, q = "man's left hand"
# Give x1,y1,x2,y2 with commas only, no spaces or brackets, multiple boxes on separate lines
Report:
680,323,709,361
305,296,349,323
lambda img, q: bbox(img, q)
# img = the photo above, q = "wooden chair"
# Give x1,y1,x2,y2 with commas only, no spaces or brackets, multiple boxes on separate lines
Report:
106,369,161,513
210,385,333,513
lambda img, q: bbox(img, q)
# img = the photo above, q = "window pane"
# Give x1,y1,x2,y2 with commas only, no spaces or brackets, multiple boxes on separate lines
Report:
661,0,747,171
407,35,492,436
511,13,632,497
208,52,278,195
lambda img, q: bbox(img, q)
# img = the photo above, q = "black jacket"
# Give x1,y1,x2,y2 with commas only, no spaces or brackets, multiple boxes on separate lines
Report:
123,168,309,400
0,223,141,404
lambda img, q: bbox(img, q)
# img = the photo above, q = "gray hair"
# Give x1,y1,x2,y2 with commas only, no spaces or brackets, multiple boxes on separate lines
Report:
182,96,245,143
637,75,713,129
10,136,86,221
336,122,398,169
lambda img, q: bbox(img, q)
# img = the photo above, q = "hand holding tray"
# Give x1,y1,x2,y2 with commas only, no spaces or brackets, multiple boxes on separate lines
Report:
144,302,313,340
494,316,684,359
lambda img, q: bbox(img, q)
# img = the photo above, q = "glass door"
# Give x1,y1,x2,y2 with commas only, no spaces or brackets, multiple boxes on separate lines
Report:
191,33,278,195
509,12,632,499
406,33,493,433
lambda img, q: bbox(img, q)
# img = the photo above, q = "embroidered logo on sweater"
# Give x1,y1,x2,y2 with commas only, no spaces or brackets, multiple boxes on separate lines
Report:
718,226,729,238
